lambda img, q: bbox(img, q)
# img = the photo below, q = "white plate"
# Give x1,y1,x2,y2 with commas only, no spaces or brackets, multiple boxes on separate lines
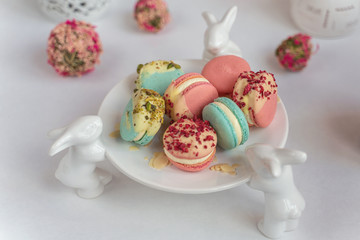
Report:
98,59,289,194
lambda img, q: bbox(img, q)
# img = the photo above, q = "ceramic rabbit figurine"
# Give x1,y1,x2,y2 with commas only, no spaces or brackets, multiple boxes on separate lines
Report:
202,6,242,61
245,144,307,239
48,115,112,199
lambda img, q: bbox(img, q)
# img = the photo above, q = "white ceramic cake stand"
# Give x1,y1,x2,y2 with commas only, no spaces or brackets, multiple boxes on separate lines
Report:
98,59,288,194
96,59,306,238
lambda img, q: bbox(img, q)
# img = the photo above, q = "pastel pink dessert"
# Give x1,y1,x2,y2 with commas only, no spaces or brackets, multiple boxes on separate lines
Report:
164,73,218,121
201,55,251,96
276,33,314,72
134,0,170,33
163,117,217,172
232,71,278,128
47,19,103,77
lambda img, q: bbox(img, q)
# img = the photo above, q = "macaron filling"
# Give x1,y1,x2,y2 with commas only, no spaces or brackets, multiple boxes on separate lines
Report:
213,101,243,145
175,76,209,94
164,148,215,165
133,130,146,141
163,117,217,171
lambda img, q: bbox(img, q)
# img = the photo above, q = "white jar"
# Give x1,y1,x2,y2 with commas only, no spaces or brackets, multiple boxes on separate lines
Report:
290,0,360,38
38,0,111,22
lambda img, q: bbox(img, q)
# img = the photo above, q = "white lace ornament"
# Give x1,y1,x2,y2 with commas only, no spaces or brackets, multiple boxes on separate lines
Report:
38,0,111,22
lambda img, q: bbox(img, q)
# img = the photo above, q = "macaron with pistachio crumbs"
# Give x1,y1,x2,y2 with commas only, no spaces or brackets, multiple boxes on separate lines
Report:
120,88,165,145
135,60,184,96
202,97,249,150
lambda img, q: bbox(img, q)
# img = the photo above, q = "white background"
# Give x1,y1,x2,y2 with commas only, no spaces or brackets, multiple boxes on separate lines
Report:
1,0,360,239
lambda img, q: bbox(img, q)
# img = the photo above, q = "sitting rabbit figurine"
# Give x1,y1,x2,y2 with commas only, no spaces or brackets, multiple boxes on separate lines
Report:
48,115,112,199
202,6,242,61
245,144,307,239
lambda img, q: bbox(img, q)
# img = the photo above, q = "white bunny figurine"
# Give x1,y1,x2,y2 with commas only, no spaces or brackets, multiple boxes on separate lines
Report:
48,115,112,199
245,144,307,239
202,6,242,61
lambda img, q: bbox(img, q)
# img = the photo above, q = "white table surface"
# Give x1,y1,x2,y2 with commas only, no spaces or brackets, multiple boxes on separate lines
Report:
1,0,360,239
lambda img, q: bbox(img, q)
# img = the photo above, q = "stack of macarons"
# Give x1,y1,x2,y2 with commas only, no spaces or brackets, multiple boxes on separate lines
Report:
201,55,278,128
118,56,278,172
120,59,184,146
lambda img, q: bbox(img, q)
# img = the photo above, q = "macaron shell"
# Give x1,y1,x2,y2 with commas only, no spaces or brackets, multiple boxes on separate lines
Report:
202,103,237,149
171,95,190,120
119,98,159,146
120,99,138,142
169,150,216,172
215,97,249,145
201,55,251,95
232,71,278,128
164,73,219,121
252,94,277,128
139,70,184,96
134,132,153,145
183,82,219,118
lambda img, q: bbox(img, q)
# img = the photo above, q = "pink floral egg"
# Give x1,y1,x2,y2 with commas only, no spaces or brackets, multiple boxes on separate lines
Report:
47,19,103,77
134,0,170,33
275,33,314,72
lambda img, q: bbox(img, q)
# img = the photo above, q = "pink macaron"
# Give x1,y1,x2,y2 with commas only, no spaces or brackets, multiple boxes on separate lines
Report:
232,70,278,128
164,72,218,121
163,117,217,172
201,55,251,96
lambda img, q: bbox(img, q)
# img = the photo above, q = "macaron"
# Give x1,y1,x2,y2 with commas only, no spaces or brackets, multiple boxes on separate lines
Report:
201,55,251,96
135,60,184,96
163,117,217,172
202,97,249,150
232,71,278,128
164,72,218,121
120,88,165,145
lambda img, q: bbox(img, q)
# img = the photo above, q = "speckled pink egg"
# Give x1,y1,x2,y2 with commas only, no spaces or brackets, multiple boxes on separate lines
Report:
134,0,170,33
275,33,314,72
47,19,103,77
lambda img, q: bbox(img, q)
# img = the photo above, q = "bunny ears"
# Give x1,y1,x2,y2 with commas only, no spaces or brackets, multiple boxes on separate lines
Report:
246,144,307,178
202,6,238,31
48,115,103,156
201,6,242,61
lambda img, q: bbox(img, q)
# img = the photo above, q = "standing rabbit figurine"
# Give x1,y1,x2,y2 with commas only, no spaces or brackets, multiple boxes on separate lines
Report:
48,115,112,199
245,144,307,239
202,6,242,61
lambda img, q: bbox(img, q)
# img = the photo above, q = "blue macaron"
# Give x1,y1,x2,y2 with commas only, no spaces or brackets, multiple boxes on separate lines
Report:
202,97,249,150
136,61,184,96
120,99,139,142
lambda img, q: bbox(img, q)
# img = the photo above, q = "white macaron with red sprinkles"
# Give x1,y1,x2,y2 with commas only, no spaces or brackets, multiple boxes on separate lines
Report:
163,117,217,172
